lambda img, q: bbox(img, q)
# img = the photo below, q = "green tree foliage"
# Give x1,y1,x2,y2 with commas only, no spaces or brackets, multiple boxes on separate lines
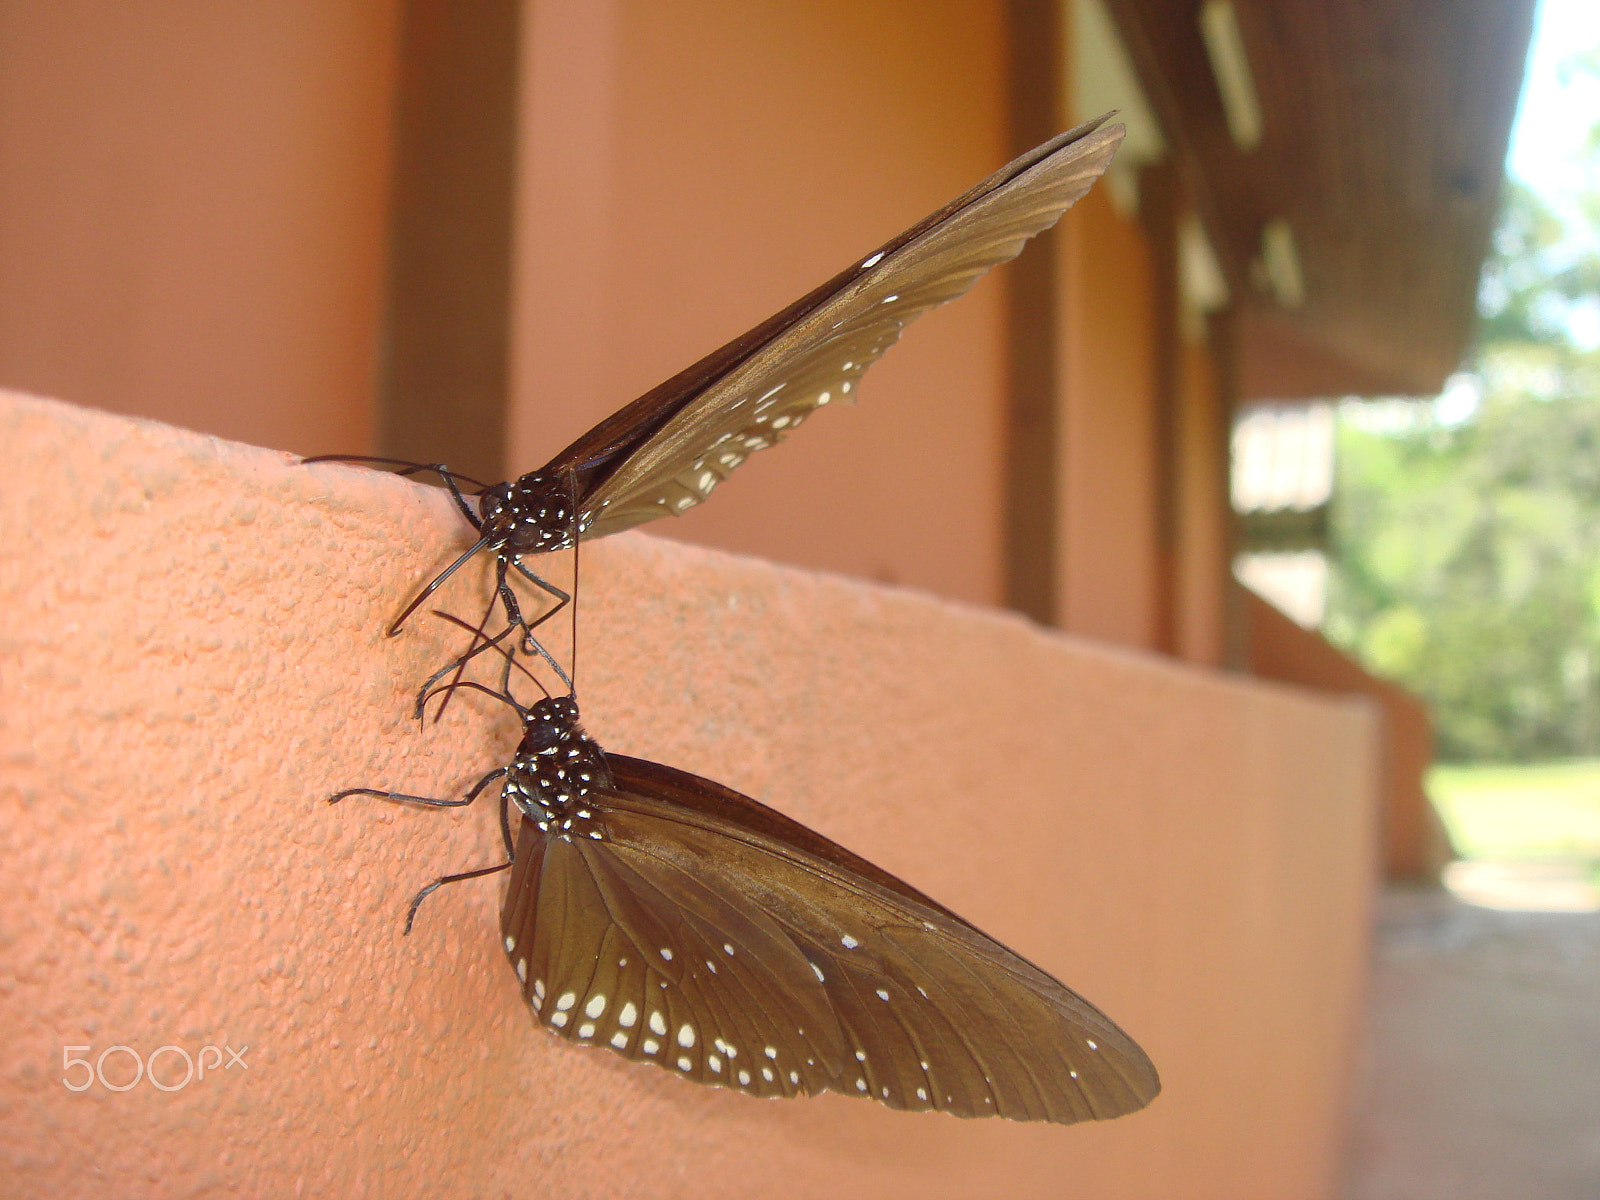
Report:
1326,52,1600,761
1328,375,1600,760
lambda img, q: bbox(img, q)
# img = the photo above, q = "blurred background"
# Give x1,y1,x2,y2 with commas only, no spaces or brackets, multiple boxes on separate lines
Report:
1,0,1593,1195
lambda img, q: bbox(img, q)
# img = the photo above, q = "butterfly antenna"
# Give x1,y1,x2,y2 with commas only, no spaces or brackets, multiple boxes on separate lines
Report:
418,617,537,725
389,531,495,636
300,454,496,492
431,609,552,704
411,617,522,721
429,574,505,722
566,465,582,694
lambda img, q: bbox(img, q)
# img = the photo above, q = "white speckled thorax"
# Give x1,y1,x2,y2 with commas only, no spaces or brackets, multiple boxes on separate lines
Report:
477,470,576,554
503,696,613,838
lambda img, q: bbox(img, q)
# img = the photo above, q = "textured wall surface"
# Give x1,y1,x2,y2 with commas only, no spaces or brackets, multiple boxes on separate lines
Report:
0,1,396,454
1,391,1378,1198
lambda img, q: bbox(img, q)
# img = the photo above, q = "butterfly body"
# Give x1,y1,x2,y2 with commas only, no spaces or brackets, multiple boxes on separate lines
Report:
502,695,614,836
476,472,580,556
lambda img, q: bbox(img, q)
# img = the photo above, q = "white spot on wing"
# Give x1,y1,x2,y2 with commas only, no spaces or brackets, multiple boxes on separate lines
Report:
649,1010,667,1036
677,1024,696,1049
618,1002,637,1028
555,992,576,1012
861,251,884,269
585,994,606,1019
840,934,859,950
611,1032,628,1049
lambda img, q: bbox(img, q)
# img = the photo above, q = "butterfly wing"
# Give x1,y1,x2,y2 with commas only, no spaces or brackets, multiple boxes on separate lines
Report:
557,116,1124,538
502,814,849,1101
501,753,1158,1123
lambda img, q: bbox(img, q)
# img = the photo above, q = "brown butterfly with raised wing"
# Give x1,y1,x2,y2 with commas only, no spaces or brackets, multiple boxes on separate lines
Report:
308,115,1124,654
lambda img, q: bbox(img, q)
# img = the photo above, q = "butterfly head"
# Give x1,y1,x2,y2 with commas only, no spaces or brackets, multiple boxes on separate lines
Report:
477,472,576,554
505,696,613,829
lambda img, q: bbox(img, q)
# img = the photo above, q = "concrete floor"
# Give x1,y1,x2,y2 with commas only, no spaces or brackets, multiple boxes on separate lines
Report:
1343,880,1600,1199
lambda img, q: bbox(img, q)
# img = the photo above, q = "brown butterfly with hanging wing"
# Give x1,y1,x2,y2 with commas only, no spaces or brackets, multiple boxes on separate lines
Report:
306,115,1124,659
331,614,1159,1124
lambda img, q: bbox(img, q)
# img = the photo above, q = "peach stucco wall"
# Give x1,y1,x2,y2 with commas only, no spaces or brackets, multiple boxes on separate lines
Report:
0,0,397,455
1244,589,1448,881
3,391,1378,1197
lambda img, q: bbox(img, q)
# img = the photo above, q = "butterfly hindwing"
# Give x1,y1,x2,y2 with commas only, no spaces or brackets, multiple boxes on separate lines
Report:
501,751,1158,1122
502,813,844,1098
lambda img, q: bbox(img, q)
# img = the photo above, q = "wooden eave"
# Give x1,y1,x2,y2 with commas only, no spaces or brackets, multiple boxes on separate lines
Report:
1104,0,1537,399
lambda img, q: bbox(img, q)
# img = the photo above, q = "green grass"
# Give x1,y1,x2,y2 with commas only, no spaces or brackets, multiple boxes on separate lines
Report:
1429,758,1600,859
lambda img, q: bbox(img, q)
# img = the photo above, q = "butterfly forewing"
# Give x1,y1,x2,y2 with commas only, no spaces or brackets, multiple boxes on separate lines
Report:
503,815,843,1098
577,118,1125,538
307,122,1123,656
500,750,1158,1122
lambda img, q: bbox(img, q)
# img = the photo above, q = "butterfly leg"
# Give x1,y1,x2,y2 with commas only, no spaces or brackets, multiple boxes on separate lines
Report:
474,555,573,687
329,769,516,933
300,455,495,526
416,463,488,530
327,765,508,809
414,595,524,720
420,564,572,719
403,860,511,934
502,557,571,655
402,792,521,934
